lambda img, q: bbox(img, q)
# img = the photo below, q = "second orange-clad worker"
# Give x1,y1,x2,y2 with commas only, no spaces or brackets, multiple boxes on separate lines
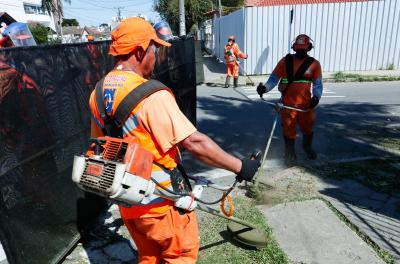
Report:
257,34,323,163
89,18,260,264
224,36,247,88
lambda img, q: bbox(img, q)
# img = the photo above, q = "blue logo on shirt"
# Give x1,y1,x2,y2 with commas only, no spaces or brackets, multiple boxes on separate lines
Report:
104,89,115,114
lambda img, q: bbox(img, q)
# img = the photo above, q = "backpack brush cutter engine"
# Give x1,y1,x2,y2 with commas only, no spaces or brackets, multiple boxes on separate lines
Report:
72,137,268,249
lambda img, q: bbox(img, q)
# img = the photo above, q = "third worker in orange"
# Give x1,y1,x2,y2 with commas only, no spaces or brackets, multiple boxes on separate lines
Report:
257,34,323,163
224,36,247,88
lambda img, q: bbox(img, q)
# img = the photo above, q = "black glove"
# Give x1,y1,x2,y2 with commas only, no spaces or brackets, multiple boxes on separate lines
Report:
257,83,267,97
236,158,261,182
309,96,319,109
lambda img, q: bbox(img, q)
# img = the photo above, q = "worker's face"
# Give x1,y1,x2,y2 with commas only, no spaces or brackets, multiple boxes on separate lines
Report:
294,49,308,58
141,43,157,78
228,39,234,45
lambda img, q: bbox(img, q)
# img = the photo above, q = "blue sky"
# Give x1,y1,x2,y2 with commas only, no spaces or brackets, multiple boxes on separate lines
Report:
63,0,160,27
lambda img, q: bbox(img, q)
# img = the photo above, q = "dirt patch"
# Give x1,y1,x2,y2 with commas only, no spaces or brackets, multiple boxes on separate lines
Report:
254,167,320,207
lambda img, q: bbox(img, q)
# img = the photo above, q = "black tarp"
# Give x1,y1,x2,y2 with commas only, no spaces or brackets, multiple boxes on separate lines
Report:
0,38,197,264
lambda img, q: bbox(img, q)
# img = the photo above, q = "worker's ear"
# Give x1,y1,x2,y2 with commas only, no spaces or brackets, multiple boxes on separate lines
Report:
134,47,146,62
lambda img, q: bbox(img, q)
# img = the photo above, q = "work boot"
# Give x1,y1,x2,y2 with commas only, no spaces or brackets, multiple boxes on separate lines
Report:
233,77,239,87
224,76,231,88
303,133,317,160
284,136,297,165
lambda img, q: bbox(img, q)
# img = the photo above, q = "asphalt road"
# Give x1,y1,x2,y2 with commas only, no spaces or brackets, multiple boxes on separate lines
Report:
183,81,400,174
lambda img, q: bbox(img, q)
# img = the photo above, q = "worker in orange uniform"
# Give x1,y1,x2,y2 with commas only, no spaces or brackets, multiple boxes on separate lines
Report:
89,18,260,264
257,34,323,163
224,36,247,88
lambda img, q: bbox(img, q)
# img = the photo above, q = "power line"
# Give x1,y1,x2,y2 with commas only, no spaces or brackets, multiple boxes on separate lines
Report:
76,0,110,9
0,3,22,8
66,7,105,11
79,0,150,8
63,10,105,24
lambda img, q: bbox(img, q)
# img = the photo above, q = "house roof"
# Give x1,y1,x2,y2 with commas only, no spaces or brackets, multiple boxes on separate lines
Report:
84,26,102,36
0,12,16,25
246,0,371,7
62,26,84,35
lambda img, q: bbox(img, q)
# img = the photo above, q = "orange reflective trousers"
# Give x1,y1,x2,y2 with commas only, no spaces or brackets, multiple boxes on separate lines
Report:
123,207,199,264
281,108,316,139
226,63,239,77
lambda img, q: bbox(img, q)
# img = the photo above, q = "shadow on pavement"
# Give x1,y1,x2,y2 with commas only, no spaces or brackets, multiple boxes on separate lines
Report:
182,89,400,259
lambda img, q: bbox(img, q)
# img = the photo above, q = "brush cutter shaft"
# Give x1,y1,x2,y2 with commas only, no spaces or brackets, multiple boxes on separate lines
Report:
197,204,258,229
154,188,258,229
237,62,255,85
187,175,233,191
261,99,308,112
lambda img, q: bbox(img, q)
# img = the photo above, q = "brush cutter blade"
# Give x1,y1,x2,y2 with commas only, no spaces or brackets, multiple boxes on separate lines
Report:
227,222,268,248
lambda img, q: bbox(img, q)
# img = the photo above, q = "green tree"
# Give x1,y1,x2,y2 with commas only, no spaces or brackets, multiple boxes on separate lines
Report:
29,24,49,44
62,18,79,26
154,0,212,34
222,0,245,14
153,0,245,35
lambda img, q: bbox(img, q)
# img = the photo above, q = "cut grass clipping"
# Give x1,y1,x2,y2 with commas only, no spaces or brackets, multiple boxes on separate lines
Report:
197,197,288,264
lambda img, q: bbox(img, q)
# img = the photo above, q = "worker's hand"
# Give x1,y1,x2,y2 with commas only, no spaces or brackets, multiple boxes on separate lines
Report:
236,158,261,182
175,195,197,211
244,54,248,59
309,96,320,109
174,185,203,211
257,83,267,97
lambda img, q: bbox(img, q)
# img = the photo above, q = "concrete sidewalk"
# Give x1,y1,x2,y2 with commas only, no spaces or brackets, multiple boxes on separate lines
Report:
258,200,384,264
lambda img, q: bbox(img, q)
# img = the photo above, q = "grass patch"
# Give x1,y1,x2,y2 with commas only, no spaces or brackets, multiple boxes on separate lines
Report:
320,198,396,264
387,63,395,70
197,197,288,264
331,71,400,82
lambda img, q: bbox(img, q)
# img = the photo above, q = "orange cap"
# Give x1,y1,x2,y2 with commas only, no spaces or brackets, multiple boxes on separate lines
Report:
109,17,171,56
87,35,94,41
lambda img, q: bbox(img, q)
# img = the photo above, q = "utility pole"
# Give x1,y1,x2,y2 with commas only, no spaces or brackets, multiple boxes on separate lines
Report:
179,0,186,36
288,6,294,53
117,7,122,21
218,0,222,17
114,7,124,22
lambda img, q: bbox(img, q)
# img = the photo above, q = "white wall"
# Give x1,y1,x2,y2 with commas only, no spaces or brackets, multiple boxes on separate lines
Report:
213,9,245,59
213,0,400,74
0,0,56,31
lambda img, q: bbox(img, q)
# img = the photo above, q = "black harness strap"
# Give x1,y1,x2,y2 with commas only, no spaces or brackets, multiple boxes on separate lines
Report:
114,80,169,126
95,76,107,120
94,79,170,138
285,54,294,84
284,54,315,83
293,56,315,81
